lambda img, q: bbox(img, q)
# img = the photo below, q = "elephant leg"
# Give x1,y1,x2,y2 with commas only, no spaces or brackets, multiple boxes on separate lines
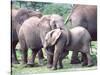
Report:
27,49,38,66
11,41,19,64
81,52,84,62
71,51,81,64
52,47,63,70
81,53,88,66
58,57,63,69
20,49,28,64
52,54,59,70
86,53,93,67
46,47,54,68
12,49,19,64
58,49,69,69
62,49,69,59
37,49,44,66
82,43,93,67
47,54,53,68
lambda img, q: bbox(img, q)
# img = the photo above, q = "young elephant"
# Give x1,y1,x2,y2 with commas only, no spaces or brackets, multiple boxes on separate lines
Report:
44,26,93,70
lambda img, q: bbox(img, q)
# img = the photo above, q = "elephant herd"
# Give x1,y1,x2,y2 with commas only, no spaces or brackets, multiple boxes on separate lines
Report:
11,4,97,70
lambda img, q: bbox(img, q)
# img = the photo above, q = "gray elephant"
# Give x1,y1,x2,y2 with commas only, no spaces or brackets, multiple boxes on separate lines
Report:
44,26,93,70
18,14,65,66
65,5,97,64
11,8,43,64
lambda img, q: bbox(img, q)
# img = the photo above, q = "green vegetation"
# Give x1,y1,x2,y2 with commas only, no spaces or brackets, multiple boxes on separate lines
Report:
11,1,72,23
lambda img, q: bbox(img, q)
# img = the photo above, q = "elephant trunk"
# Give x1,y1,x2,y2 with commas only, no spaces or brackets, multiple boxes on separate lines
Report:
44,43,47,49
44,41,48,49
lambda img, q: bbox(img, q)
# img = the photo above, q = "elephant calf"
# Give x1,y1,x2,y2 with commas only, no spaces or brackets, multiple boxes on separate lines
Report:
44,26,93,70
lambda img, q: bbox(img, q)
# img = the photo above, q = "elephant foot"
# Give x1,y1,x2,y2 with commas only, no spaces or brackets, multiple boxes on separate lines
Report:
47,64,52,68
82,62,88,66
38,59,44,66
26,64,34,67
70,58,81,64
87,63,94,67
27,60,34,67
52,67,57,70
21,61,27,64
59,66,63,69
12,60,19,64
43,58,47,61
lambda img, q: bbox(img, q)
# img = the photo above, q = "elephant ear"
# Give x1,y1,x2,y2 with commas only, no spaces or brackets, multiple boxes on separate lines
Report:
39,15,51,28
50,14,65,30
15,9,33,25
50,29,62,45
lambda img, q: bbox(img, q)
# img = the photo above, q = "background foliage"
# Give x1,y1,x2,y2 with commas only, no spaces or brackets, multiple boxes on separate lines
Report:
11,1,72,23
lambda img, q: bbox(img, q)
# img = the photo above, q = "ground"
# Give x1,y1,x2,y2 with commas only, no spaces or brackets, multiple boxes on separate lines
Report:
12,41,97,75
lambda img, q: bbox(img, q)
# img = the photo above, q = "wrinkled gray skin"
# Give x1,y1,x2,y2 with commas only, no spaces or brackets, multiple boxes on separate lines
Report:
11,8,43,64
44,27,93,70
65,5,97,64
18,14,65,66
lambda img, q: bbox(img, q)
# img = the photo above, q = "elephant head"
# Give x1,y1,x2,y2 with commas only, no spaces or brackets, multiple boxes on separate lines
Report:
49,14,65,30
39,14,65,31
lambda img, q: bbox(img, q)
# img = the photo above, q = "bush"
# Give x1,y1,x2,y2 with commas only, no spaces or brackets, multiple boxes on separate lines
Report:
42,3,72,19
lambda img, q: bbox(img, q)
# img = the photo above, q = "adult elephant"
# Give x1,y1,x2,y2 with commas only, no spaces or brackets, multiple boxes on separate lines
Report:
65,4,97,64
18,14,65,66
11,8,43,64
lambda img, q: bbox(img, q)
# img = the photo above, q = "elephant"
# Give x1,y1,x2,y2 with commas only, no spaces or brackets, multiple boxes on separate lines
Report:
11,8,43,64
18,14,66,66
44,26,93,70
65,4,97,64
